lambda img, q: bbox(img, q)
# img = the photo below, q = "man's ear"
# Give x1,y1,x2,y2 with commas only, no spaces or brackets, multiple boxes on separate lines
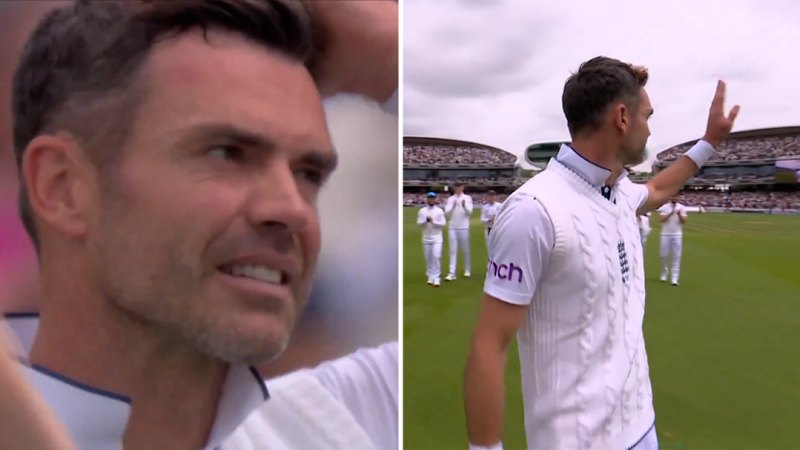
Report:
22,135,95,241
613,103,629,134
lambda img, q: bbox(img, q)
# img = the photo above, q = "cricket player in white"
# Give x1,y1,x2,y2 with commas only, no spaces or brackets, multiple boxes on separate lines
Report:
480,190,503,252
638,211,652,249
658,197,688,285
417,192,447,287
464,56,740,450
445,183,474,280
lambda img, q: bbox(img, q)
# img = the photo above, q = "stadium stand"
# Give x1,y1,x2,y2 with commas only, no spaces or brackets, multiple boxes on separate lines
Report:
656,127,800,164
403,137,521,200
654,126,800,213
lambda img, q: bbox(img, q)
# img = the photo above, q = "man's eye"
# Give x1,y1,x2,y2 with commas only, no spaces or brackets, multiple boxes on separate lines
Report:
296,168,326,186
208,146,244,161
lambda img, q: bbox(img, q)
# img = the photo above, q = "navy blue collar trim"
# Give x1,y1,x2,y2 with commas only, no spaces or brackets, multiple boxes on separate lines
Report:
248,366,269,400
626,421,656,450
3,312,40,319
565,144,612,172
31,363,132,404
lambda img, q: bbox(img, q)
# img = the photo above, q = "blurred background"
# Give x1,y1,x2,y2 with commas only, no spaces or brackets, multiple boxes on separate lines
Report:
0,1,398,376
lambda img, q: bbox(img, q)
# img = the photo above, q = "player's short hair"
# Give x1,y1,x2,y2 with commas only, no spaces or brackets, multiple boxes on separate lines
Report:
562,56,648,137
13,0,313,251
453,181,464,187
487,190,496,195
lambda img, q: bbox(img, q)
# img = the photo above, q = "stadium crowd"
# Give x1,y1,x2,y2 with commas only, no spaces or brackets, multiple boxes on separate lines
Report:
658,134,800,162
679,190,800,210
404,192,510,206
403,144,517,165
404,190,800,210
403,176,516,186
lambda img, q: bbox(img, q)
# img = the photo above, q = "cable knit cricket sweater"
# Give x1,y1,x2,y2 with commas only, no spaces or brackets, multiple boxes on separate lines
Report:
513,159,654,450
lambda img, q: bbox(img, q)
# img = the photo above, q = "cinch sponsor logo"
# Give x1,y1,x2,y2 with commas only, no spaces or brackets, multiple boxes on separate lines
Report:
487,259,523,283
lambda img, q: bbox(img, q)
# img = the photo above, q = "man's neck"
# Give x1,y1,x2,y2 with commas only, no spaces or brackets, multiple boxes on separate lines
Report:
31,259,228,449
570,134,618,173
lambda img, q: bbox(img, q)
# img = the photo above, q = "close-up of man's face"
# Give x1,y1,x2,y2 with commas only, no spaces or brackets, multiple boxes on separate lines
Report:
88,30,336,365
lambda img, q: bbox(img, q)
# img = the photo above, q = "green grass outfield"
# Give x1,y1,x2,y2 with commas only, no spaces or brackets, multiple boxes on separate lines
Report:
403,208,800,449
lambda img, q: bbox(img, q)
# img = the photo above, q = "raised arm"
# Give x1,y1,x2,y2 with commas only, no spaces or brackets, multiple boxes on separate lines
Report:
641,81,740,212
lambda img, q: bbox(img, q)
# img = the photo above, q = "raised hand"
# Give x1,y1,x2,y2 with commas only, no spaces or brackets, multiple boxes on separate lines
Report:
302,1,398,102
702,80,741,148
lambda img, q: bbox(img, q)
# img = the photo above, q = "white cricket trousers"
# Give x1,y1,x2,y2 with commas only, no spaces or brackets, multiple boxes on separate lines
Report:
423,240,442,281
660,234,683,281
448,228,471,276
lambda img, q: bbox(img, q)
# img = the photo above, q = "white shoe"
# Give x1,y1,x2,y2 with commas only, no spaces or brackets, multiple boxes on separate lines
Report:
433,279,440,287
671,280,679,286
464,272,471,278
426,277,432,285
445,274,456,281
660,273,667,282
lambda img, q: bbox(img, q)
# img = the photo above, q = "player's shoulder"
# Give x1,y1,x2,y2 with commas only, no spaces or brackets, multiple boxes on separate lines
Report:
495,193,550,228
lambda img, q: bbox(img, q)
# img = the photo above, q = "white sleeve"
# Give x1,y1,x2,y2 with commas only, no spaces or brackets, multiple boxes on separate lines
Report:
312,342,398,450
433,209,446,228
483,195,554,305
480,205,490,224
465,195,474,214
629,181,649,211
444,197,454,215
416,208,426,226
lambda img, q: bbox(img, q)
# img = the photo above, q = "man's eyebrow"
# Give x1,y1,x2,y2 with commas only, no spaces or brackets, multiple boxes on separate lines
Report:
177,122,337,170
178,123,277,150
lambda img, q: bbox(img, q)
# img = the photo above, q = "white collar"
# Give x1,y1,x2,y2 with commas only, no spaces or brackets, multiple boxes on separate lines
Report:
5,315,268,450
556,144,612,188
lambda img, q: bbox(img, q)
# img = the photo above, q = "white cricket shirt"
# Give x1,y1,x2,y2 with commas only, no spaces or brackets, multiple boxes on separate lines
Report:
659,202,687,236
444,194,474,229
3,315,397,450
480,202,503,230
484,144,654,450
417,205,446,243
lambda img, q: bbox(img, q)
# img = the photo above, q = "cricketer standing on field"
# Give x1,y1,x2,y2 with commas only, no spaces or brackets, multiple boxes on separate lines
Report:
464,56,740,450
658,197,688,285
417,192,446,287
445,182,474,281
480,190,503,253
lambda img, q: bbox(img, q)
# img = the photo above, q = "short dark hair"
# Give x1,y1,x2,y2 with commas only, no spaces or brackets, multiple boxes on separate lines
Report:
12,0,313,251
562,56,649,137
487,190,496,195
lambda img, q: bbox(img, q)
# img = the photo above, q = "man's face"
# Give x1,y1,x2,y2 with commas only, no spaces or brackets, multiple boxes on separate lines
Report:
454,185,464,195
487,194,496,203
619,88,652,166
426,197,436,206
88,30,336,365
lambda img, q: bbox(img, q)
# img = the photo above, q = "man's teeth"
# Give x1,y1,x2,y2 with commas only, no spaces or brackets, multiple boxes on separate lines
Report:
225,264,282,284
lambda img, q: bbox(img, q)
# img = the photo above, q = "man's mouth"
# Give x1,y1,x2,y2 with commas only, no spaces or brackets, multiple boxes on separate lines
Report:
218,264,288,285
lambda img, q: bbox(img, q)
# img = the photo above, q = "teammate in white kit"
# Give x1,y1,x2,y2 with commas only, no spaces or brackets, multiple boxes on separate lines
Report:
464,56,740,450
480,190,503,252
659,196,688,285
417,192,446,287
445,182,474,280
638,211,652,249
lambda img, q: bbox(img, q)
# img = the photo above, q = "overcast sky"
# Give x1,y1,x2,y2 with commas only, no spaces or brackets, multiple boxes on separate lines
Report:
403,0,800,170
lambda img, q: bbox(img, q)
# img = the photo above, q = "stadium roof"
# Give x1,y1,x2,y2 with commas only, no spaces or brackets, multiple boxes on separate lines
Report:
656,125,800,160
403,136,516,158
